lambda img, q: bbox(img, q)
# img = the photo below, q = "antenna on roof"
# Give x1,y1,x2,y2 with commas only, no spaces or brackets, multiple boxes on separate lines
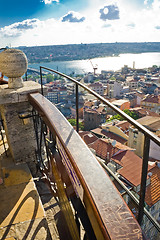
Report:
111,140,116,147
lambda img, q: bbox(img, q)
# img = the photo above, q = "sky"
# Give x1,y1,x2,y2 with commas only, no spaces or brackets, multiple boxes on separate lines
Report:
0,0,160,47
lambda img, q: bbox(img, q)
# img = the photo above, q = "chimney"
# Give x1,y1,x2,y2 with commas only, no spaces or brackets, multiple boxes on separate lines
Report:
105,151,110,165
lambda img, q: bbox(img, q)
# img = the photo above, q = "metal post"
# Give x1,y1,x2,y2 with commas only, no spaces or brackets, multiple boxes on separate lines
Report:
76,84,79,133
0,119,8,156
138,135,150,225
40,66,44,95
25,70,27,81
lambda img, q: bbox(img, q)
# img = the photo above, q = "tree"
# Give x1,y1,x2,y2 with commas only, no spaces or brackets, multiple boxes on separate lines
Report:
46,74,54,83
68,119,84,130
152,65,158,68
108,109,139,122
110,76,116,81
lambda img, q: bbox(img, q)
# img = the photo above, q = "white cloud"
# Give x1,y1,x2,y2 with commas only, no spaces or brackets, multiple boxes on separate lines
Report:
99,4,120,21
61,11,85,23
0,0,160,47
152,0,160,10
43,0,59,4
0,19,41,38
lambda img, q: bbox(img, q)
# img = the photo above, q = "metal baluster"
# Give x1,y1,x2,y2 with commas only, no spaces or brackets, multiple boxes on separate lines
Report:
0,118,8,156
25,70,27,81
32,110,43,170
76,83,79,133
40,66,43,95
138,135,150,225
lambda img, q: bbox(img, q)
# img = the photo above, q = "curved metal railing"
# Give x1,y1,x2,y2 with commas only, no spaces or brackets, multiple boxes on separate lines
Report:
39,66,160,226
29,92,143,240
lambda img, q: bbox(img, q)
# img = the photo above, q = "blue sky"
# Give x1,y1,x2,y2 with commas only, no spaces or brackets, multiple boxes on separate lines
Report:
0,0,160,47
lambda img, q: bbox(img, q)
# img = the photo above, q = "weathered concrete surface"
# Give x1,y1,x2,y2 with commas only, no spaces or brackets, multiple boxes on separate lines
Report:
35,179,72,240
0,81,45,104
0,101,37,174
0,79,72,239
0,146,52,240
0,81,47,175
0,144,73,240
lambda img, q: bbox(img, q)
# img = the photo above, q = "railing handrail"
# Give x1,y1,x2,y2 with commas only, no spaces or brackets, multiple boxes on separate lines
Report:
29,92,143,240
40,66,160,147
39,66,160,227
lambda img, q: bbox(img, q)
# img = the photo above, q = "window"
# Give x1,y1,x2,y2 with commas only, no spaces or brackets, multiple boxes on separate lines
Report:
133,132,138,139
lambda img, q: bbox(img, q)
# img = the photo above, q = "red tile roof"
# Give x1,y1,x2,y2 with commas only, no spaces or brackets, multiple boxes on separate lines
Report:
84,101,94,108
113,151,143,186
88,138,132,161
142,95,160,104
131,107,160,117
79,131,98,145
112,151,155,187
96,106,106,113
116,120,130,132
145,166,160,207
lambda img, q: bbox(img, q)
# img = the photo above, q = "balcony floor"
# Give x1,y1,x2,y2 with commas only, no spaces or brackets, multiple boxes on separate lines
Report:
0,142,71,240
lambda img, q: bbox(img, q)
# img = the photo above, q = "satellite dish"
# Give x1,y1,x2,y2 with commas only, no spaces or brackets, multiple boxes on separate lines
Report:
112,140,116,147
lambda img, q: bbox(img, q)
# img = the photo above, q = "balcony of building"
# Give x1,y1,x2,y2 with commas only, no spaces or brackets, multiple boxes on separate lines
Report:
0,49,160,240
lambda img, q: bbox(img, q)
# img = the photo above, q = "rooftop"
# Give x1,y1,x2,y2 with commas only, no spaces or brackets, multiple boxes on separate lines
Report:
112,99,130,106
142,94,160,104
79,131,98,145
91,127,127,144
145,165,160,207
131,107,160,117
88,138,132,161
111,150,155,187
136,116,160,132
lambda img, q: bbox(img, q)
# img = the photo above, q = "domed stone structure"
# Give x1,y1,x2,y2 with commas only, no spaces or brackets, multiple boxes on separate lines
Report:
0,48,28,88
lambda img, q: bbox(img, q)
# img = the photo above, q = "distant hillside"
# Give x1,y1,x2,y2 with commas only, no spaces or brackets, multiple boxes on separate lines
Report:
19,42,160,63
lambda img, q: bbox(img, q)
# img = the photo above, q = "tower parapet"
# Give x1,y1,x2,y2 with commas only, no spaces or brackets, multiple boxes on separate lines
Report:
0,49,47,175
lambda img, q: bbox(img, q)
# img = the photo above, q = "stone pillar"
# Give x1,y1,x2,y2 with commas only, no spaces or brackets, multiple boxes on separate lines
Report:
0,81,44,175
0,49,45,175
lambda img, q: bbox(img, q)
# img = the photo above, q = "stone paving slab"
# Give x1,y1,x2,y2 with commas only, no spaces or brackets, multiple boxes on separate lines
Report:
4,237,16,240
2,163,32,187
0,145,72,240
0,144,52,240
0,217,51,240
0,181,45,228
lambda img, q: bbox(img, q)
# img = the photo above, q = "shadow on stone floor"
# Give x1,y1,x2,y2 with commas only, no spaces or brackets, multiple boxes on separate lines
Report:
0,148,52,240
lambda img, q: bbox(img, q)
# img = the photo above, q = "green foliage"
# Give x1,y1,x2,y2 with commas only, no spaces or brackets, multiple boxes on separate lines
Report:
110,76,116,80
68,119,84,130
76,74,83,78
27,75,32,78
108,109,139,122
152,65,158,68
46,74,54,83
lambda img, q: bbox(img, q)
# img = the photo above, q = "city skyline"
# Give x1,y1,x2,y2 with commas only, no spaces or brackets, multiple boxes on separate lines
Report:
0,0,160,47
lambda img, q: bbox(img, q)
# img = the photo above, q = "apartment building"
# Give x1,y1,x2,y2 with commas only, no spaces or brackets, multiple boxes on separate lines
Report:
141,94,160,114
